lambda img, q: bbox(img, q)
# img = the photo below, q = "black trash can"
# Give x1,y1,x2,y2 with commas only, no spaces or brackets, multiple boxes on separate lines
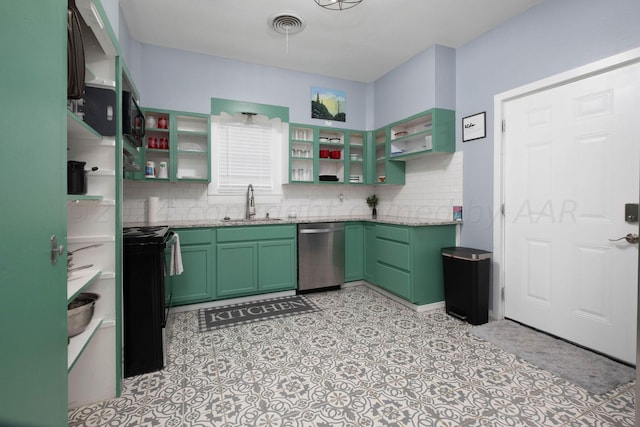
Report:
442,247,492,325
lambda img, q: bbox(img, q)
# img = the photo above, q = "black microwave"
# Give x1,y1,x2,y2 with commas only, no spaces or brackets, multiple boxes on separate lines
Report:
123,91,145,147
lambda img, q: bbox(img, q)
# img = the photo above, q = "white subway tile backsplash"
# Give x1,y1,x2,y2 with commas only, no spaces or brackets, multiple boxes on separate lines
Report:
123,152,463,223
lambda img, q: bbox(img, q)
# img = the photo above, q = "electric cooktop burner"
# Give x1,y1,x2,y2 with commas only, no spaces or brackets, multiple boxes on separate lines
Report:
123,226,170,244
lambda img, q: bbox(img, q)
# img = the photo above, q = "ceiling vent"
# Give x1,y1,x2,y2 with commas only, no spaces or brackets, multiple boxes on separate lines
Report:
269,12,306,35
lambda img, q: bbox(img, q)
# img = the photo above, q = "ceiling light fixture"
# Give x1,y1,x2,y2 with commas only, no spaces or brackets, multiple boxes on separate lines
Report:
314,0,363,11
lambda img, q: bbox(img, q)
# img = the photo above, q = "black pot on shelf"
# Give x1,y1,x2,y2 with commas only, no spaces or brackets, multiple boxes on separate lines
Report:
67,161,98,195
372,207,377,219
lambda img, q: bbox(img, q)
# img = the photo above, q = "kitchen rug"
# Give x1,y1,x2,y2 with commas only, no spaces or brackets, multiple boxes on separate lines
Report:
469,320,635,395
198,295,321,332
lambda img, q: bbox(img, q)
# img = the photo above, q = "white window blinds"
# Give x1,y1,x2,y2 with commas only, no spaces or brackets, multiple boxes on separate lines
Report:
217,116,275,193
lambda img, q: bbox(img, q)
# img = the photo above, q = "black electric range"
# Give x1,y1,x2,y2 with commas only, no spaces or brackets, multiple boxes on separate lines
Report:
123,225,170,244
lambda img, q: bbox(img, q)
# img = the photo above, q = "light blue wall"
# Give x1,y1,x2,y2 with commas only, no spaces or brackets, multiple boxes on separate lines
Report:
137,45,369,129
114,0,640,251
456,0,640,250
117,5,142,95
373,44,455,129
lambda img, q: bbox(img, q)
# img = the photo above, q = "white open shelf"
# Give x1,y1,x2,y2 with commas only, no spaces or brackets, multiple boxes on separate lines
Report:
67,268,102,302
68,318,103,372
67,235,115,244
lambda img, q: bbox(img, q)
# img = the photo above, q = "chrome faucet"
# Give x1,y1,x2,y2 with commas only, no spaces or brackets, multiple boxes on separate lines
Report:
246,184,256,220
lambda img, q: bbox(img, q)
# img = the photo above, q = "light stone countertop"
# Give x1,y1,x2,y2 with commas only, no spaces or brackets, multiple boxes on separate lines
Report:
124,215,461,229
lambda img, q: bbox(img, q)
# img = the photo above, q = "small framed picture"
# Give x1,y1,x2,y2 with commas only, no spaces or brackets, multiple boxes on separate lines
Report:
462,112,486,142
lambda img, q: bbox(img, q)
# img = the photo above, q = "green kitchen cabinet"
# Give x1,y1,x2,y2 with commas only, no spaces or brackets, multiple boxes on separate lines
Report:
258,240,297,291
369,128,405,185
1,2,68,425
217,242,259,297
387,108,456,161
289,124,367,185
216,225,297,298
127,108,211,183
374,224,456,305
167,228,215,305
363,223,377,284
345,222,364,281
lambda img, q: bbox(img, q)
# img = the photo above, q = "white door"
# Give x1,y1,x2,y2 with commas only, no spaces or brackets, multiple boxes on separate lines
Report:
504,62,640,364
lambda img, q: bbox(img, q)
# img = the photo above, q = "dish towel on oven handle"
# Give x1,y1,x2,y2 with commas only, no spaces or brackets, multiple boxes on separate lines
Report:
169,232,184,275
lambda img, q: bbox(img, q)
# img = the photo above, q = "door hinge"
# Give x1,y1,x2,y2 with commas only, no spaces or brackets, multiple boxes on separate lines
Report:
501,204,505,216
501,287,505,301
501,120,506,132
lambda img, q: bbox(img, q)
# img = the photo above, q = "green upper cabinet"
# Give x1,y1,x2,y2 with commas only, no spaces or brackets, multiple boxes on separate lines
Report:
345,131,366,185
369,128,405,185
289,124,315,183
127,108,211,183
317,126,346,184
387,108,455,161
289,124,367,185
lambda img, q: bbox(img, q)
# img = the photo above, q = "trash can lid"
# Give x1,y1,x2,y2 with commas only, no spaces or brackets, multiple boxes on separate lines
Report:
442,246,492,261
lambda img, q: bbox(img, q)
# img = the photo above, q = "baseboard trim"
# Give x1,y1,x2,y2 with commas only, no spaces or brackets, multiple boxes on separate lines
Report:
358,282,445,313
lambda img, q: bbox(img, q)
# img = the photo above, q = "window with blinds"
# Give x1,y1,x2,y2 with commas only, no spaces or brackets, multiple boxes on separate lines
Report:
216,115,276,193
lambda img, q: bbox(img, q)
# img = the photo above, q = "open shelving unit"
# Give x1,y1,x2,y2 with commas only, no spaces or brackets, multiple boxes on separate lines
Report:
66,0,121,409
387,108,455,161
288,124,366,185
289,125,314,183
133,108,211,182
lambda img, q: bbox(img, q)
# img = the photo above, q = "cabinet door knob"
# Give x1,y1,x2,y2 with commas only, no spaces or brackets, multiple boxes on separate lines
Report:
50,235,65,265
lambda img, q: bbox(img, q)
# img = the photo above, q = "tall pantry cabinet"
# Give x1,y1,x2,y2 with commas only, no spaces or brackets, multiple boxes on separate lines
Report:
1,1,126,424
0,2,69,426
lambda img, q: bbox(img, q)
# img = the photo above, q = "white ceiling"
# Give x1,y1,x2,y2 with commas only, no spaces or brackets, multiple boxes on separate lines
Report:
120,0,544,83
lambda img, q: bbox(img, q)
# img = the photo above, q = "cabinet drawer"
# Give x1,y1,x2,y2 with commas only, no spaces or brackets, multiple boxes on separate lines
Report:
376,263,411,300
376,239,410,271
376,224,409,243
217,225,296,242
172,228,212,245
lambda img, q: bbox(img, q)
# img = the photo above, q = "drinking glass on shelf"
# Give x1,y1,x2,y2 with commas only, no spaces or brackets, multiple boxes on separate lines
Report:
298,169,304,180
305,170,312,181
291,169,297,180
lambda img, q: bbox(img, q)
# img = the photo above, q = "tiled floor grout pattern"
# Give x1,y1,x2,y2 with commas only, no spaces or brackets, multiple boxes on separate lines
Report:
69,285,635,426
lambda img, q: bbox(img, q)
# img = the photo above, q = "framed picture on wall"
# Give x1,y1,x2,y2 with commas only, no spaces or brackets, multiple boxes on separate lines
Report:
462,112,486,142
311,87,346,122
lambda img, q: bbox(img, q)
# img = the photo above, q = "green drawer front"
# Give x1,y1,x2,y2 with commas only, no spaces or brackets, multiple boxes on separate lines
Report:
172,228,212,245
376,224,410,243
377,263,411,300
377,239,410,271
217,225,296,242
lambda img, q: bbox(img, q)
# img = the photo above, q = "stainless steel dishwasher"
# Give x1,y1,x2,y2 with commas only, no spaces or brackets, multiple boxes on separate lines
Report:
298,222,345,292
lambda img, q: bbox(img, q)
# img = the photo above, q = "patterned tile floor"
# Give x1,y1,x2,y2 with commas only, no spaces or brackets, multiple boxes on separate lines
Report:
69,285,636,426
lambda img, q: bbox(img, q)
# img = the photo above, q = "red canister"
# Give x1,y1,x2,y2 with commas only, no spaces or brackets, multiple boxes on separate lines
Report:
329,150,341,159
319,149,330,158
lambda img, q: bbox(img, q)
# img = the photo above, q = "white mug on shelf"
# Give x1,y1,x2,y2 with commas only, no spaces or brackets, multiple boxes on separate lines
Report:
158,162,168,178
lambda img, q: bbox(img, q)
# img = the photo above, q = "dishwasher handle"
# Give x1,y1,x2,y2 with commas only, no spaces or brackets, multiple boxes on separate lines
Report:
299,228,335,234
